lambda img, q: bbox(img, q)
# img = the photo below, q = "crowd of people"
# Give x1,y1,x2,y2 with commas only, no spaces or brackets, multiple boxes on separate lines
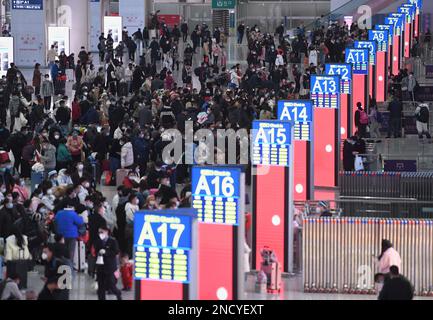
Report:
0,13,423,300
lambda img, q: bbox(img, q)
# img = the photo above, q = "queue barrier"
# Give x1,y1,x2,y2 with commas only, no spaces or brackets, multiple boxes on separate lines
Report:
339,171,433,201
303,217,433,296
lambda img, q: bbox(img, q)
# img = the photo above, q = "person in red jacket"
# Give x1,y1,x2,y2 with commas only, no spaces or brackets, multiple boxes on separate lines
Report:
71,96,81,125
120,253,133,291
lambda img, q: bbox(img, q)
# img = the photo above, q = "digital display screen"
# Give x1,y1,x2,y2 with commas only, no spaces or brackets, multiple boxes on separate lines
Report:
369,30,389,52
376,24,393,46
133,210,195,283
277,100,313,141
254,165,287,269
311,75,340,109
355,41,377,65
314,108,337,187
191,166,240,225
325,63,352,95
12,0,43,10
252,120,292,167
345,48,369,74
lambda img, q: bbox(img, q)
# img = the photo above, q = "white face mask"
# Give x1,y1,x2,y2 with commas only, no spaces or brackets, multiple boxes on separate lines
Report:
20,181,26,187
77,164,84,171
83,182,90,189
41,252,48,260
0,187,6,193
39,208,47,214
99,233,107,240
47,189,53,195
149,201,156,206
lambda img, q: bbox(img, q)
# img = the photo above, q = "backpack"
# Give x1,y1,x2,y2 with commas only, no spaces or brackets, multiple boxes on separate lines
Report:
418,106,429,123
359,111,369,125
376,111,383,124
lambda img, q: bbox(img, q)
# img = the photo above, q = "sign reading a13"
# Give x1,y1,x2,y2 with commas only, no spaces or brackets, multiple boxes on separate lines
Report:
311,75,340,94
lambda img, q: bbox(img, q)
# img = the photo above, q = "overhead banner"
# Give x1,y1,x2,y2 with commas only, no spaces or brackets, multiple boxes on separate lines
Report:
48,27,70,56
104,16,123,48
0,38,14,77
11,5,45,67
89,0,102,52
119,0,145,35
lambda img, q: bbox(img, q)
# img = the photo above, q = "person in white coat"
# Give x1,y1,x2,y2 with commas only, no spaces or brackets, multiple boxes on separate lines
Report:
120,137,134,169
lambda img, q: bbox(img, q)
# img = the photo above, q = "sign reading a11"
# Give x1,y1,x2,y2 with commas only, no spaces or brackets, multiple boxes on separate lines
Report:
345,48,369,74
355,41,377,65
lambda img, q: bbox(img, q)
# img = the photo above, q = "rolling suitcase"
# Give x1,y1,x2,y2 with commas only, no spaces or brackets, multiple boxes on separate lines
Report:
116,169,130,186
260,261,282,293
73,240,87,272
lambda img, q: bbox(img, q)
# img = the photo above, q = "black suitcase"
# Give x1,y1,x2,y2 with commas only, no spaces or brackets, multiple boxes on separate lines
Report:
6,260,29,289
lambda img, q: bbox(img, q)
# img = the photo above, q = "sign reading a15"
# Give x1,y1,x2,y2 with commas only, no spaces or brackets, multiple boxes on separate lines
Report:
311,75,340,94
253,121,292,146
278,100,313,123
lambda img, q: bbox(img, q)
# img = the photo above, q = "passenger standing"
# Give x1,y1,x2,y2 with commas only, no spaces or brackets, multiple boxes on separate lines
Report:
415,101,431,140
387,95,403,138
41,74,54,112
32,63,42,97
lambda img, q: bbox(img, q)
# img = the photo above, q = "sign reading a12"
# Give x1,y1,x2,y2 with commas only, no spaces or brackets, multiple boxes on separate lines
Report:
325,64,351,81
278,100,312,123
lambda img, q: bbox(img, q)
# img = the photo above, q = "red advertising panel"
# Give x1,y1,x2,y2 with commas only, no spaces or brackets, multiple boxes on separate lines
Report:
314,108,337,187
340,94,349,140
369,65,374,101
253,165,287,270
392,35,400,76
293,140,309,201
139,281,186,300
414,14,419,38
351,74,367,134
376,51,387,103
198,224,235,300
404,22,411,58
158,15,181,27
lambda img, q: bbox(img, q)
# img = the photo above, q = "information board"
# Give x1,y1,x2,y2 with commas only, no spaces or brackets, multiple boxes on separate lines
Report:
345,48,369,75
325,63,352,95
355,40,377,65
252,120,292,167
376,24,393,45
311,75,340,109
277,100,313,141
369,30,389,52
12,0,43,10
133,210,195,284
191,167,240,226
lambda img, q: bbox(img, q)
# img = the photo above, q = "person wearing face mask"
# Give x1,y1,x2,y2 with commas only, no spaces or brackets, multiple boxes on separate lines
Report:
88,204,109,264
124,193,139,257
38,244,70,300
143,194,159,210
71,162,92,186
30,187,43,213
315,201,332,217
66,129,84,164
11,177,29,204
56,168,73,186
40,183,55,212
343,136,358,171
38,139,57,178
155,174,178,208
94,225,122,300
77,178,90,205
4,226,32,289
47,170,59,187
120,137,134,170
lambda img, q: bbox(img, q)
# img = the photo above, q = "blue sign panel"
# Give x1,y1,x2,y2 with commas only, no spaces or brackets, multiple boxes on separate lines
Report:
277,100,313,141
386,14,404,35
369,30,389,52
325,63,352,94
400,4,415,22
311,75,340,109
12,0,43,10
133,209,196,283
355,41,377,65
191,166,240,225
376,24,393,44
252,120,292,167
345,48,369,75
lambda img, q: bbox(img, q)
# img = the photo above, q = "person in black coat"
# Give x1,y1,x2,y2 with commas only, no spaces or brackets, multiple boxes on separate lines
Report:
94,225,122,300
378,266,414,300
342,136,357,171
88,204,108,250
